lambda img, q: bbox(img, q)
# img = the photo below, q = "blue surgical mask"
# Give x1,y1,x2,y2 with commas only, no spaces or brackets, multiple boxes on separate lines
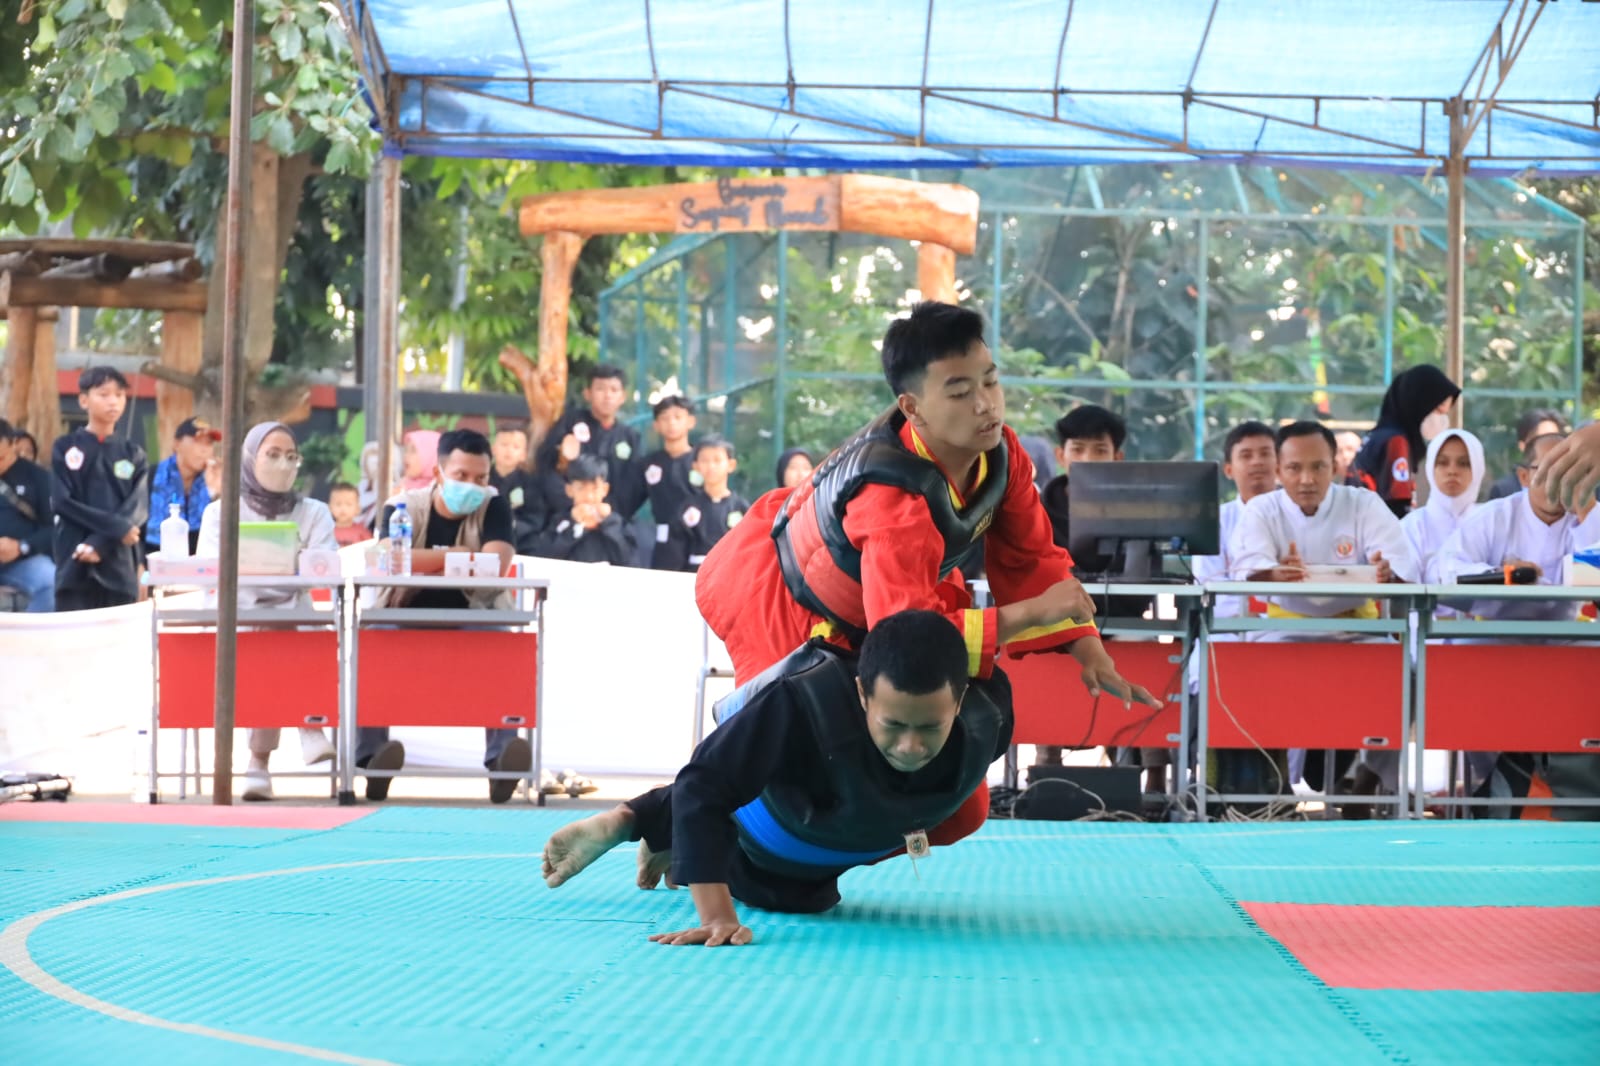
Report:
439,479,491,515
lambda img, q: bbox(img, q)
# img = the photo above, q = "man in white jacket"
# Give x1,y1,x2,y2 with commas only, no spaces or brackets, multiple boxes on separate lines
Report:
1231,421,1418,629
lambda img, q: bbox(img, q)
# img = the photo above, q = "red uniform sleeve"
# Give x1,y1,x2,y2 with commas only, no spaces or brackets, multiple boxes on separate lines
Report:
1381,435,1414,504
983,428,1097,656
843,485,1000,679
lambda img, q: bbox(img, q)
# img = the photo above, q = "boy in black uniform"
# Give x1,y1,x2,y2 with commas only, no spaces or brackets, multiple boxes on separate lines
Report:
489,424,562,555
536,364,643,518
659,437,750,573
536,455,637,565
542,610,1013,946
52,367,148,612
0,418,55,612
639,395,698,569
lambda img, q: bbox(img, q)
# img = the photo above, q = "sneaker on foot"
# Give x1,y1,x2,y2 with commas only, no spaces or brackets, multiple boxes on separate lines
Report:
299,728,336,766
489,737,532,805
242,768,274,802
363,741,405,802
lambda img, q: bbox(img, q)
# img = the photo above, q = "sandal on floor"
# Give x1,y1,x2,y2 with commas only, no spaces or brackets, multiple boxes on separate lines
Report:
555,769,598,797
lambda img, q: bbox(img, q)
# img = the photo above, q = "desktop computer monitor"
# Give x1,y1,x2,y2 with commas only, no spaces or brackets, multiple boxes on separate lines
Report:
1067,461,1220,580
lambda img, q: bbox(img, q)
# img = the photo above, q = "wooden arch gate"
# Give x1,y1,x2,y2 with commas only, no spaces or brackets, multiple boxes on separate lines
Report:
502,174,978,444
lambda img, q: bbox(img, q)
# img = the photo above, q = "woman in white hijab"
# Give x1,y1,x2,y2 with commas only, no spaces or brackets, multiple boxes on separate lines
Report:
1401,427,1485,584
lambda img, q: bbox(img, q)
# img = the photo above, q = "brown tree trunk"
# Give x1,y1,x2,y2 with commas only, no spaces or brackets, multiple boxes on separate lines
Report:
199,146,314,427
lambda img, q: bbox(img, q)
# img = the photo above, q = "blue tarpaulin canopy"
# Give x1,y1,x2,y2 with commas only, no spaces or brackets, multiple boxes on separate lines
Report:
342,0,1600,174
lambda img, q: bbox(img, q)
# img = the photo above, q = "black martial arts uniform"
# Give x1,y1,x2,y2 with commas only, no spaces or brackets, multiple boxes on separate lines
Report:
638,448,696,569
658,487,751,572
490,466,568,556
52,429,148,611
535,510,637,566
535,406,643,517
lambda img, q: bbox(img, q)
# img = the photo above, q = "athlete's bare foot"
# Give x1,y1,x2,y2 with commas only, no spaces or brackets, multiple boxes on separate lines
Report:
542,805,634,888
636,840,676,890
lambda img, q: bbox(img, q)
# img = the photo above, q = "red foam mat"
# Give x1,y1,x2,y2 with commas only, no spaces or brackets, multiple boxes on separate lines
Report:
1243,901,1600,993
0,801,373,830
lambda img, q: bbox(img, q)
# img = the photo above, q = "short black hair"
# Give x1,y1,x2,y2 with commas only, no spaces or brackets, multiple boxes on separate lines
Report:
1516,407,1566,444
588,364,625,386
880,301,987,395
1223,420,1276,462
15,430,36,451
328,481,359,497
693,436,735,461
858,610,969,700
1054,404,1126,450
0,418,13,441
493,424,528,440
437,427,491,462
652,394,694,418
78,366,129,393
1275,420,1336,455
1523,432,1566,464
565,454,609,483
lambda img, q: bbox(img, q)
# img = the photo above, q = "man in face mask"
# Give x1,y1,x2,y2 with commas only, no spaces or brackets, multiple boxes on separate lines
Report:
364,427,528,803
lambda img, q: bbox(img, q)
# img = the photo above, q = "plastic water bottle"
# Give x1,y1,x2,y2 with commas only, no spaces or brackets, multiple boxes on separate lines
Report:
387,502,413,576
159,503,190,558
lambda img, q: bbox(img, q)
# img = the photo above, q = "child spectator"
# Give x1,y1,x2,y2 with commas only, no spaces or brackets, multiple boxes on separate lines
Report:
489,424,555,553
774,447,814,490
640,395,698,568
146,417,220,555
536,364,642,516
14,430,40,463
537,455,637,565
52,367,148,612
660,437,751,572
327,482,372,546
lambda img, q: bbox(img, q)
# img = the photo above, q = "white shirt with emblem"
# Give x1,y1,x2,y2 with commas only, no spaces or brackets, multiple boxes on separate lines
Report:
1435,491,1600,622
1231,484,1417,618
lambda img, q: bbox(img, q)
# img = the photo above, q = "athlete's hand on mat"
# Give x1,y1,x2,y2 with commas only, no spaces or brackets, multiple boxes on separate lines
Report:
649,919,753,947
1535,422,1600,512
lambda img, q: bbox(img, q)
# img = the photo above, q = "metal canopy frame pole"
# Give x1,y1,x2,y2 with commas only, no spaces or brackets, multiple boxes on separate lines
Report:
212,0,257,805
1445,98,1467,427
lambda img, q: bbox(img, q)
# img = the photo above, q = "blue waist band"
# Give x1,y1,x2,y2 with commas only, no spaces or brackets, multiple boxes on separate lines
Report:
735,796,897,870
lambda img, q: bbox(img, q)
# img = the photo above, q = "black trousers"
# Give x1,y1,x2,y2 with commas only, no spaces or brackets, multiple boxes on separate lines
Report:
625,785,843,914
55,584,136,612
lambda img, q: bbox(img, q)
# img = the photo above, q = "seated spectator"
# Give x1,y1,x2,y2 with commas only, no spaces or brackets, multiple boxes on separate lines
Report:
365,427,531,803
1436,432,1600,819
1334,430,1362,485
775,446,814,491
641,396,699,568
400,429,440,491
1487,408,1566,501
145,417,219,555
197,422,339,801
327,482,372,546
1036,404,1149,771
537,455,638,565
1352,366,1460,519
1400,429,1485,584
0,418,55,612
13,430,38,464
660,437,751,573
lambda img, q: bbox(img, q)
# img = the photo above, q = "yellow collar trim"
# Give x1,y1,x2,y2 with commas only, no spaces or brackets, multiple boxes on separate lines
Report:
905,423,987,510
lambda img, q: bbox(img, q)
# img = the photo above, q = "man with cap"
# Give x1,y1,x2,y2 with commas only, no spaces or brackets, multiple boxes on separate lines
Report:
146,417,220,555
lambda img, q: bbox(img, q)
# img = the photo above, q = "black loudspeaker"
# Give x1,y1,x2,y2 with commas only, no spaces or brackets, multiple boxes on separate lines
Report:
1015,766,1141,820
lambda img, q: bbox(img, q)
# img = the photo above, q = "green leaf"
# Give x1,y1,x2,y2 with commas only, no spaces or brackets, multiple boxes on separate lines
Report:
34,14,57,51
265,112,295,154
88,99,120,137
13,96,40,118
271,20,304,62
2,162,36,207
148,62,178,94
58,0,88,22
295,63,319,92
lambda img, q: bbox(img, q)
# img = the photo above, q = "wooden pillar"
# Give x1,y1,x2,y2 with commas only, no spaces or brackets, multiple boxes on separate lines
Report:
532,229,585,445
25,307,60,449
2,305,36,427
157,310,204,457
917,243,959,304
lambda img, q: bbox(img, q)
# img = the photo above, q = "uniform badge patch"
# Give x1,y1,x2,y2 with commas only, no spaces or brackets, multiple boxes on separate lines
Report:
726,510,743,527
615,441,632,461
688,470,704,487
65,446,85,471
572,422,591,444
1334,535,1356,560
682,506,702,528
113,459,134,480
1391,457,1410,483
645,463,662,485
509,487,525,509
